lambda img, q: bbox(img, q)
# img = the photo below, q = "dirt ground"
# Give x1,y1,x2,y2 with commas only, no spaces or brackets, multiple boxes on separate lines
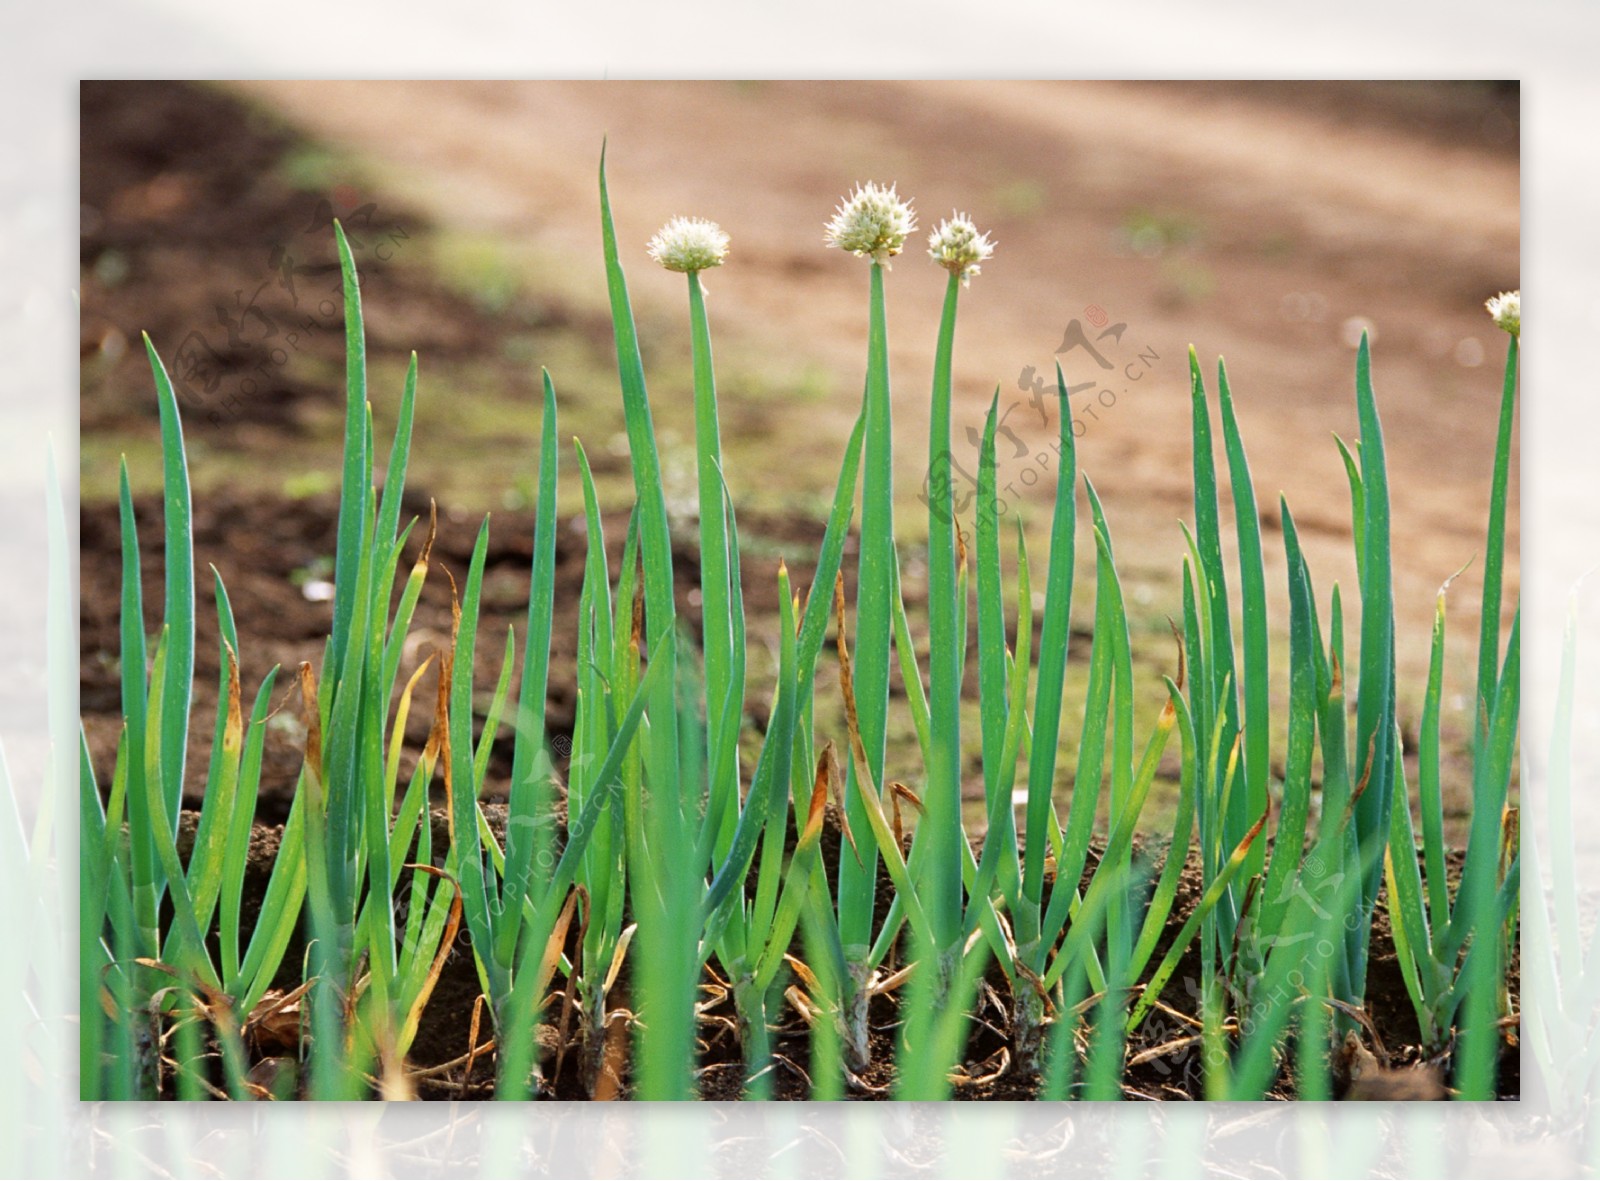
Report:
215,80,1518,600
80,79,1519,834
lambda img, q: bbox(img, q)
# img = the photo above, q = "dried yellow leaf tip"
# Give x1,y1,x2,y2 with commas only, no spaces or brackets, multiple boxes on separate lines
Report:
927,212,995,286
1485,289,1520,337
824,181,916,267
647,216,730,273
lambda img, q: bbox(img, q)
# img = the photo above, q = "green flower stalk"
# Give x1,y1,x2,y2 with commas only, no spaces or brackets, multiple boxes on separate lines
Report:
1477,289,1519,738
825,181,914,1067
648,216,742,864
648,214,783,1094
1454,291,1522,1096
923,214,993,973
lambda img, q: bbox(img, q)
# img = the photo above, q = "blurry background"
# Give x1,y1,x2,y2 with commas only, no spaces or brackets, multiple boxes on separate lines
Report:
78,80,1519,831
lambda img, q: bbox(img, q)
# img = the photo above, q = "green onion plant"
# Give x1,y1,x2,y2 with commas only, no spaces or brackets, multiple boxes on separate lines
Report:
79,158,1519,1103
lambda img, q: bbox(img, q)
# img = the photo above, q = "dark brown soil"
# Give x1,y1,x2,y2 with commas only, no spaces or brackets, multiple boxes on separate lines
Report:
79,80,591,446
80,487,832,819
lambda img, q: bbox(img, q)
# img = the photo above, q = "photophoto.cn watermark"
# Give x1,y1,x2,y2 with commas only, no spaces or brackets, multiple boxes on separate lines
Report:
389,729,577,963
171,192,409,427
1104,847,1369,1088
922,304,1161,527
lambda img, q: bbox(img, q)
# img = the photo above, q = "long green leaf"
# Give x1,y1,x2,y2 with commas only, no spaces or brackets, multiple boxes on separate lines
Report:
1022,366,1078,909
840,257,896,964
116,461,158,952
1217,360,1269,881
218,668,278,982
327,221,370,687
142,336,195,834
497,372,561,968
686,270,742,872
373,352,418,574
141,631,216,986
1418,586,1452,936
975,394,1013,840
1475,333,1519,738
1187,349,1240,872
597,146,681,833
923,270,965,953
448,518,505,1005
1256,502,1316,944
1349,332,1396,994
188,571,244,937
704,570,800,919
1128,682,1198,982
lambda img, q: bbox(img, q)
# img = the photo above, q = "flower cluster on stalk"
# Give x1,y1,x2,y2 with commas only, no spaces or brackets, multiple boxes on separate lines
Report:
1485,290,1520,337
647,216,730,273
927,212,995,286
824,181,917,267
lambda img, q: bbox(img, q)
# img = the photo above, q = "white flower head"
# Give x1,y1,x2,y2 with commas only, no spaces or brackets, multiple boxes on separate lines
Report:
1485,290,1520,337
927,212,995,286
647,216,729,273
824,181,916,267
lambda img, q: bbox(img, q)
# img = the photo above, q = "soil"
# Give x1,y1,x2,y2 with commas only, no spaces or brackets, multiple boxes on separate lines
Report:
79,81,1521,1101
213,77,1520,647
79,81,592,447
80,485,836,815
80,79,1520,833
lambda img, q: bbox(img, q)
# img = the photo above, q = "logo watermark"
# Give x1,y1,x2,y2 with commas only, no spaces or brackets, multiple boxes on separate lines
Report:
922,305,1161,525
171,192,409,427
